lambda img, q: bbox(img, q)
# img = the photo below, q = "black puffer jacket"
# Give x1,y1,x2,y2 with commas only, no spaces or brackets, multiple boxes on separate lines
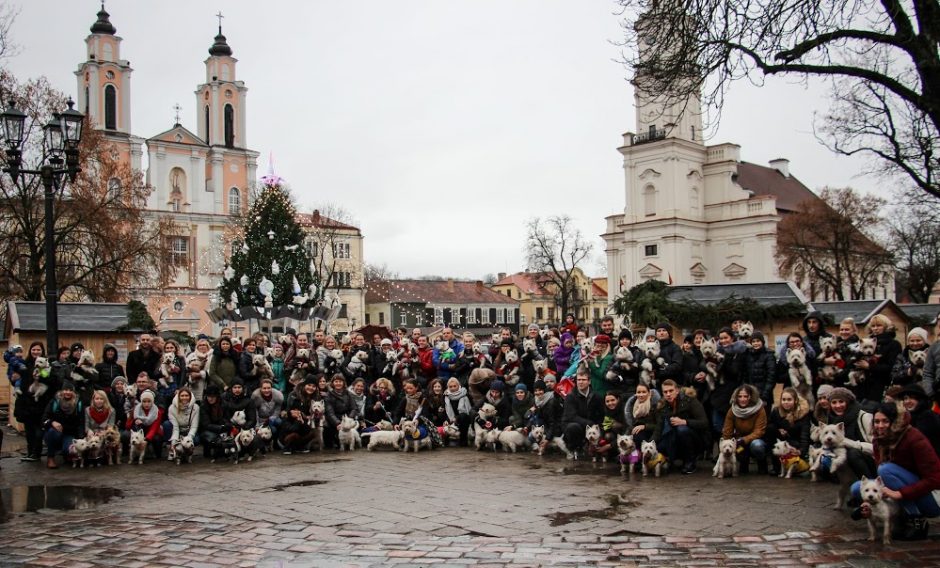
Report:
324,388,360,427
741,346,777,405
855,330,901,404
221,389,256,429
93,343,125,392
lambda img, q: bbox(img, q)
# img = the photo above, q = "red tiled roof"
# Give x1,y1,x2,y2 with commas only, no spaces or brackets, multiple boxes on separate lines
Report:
296,210,360,233
736,162,819,213
367,280,519,305
591,281,607,298
492,272,553,297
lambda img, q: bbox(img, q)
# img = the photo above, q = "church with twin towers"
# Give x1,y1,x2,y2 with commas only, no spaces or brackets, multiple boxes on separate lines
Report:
76,6,259,334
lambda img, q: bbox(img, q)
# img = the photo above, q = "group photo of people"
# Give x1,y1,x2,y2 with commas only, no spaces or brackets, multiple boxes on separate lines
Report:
4,310,940,541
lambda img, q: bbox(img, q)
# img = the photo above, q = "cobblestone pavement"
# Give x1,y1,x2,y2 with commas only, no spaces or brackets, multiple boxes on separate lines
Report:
0,434,937,567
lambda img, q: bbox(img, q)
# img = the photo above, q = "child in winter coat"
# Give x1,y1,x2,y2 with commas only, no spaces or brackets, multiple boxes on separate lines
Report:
443,378,473,446
84,389,116,435
509,384,534,429
4,345,27,394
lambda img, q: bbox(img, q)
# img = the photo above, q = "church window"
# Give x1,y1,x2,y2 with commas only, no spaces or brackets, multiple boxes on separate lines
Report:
643,185,656,216
170,237,189,265
104,85,117,130
107,178,121,202
228,187,241,214
645,244,657,257
204,105,210,144
224,104,235,147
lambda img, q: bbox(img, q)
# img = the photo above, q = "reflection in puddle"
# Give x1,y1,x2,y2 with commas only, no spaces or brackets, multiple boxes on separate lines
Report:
0,485,123,522
269,479,327,491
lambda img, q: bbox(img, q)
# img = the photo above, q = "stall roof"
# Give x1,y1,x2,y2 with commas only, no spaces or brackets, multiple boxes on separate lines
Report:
6,301,142,333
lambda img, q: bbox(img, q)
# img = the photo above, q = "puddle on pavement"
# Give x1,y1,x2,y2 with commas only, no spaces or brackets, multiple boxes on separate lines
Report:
269,479,328,491
0,485,123,523
556,463,623,476
545,493,634,527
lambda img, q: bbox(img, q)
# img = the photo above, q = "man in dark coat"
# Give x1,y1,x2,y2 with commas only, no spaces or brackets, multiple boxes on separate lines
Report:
126,333,160,381
561,368,604,453
656,379,709,474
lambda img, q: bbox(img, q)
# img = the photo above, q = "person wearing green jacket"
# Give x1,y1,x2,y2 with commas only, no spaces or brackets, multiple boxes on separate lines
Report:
587,335,614,397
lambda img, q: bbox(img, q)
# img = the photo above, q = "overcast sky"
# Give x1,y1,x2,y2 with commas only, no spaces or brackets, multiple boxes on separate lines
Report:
7,1,881,280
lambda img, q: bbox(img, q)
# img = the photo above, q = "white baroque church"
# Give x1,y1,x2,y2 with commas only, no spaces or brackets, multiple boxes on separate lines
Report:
76,7,259,334
602,15,894,305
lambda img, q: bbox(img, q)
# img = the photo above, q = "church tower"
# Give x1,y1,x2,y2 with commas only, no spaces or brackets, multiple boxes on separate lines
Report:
74,4,143,170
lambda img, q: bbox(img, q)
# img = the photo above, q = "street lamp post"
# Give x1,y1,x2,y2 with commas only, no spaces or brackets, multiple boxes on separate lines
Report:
1,98,84,354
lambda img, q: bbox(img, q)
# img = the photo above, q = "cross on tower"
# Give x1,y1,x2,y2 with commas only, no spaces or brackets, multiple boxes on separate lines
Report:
173,103,182,126
216,11,224,33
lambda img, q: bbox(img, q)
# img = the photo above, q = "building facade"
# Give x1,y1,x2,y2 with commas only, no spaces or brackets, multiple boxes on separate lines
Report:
490,269,608,330
602,11,893,305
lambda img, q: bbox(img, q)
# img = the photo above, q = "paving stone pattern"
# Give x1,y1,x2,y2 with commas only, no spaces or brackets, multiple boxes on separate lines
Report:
0,445,936,566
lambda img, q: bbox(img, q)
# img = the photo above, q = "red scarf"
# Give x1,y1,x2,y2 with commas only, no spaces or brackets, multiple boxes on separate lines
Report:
89,406,111,425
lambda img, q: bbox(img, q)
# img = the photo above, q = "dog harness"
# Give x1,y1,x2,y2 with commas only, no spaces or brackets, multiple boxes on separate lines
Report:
619,449,640,465
411,425,429,440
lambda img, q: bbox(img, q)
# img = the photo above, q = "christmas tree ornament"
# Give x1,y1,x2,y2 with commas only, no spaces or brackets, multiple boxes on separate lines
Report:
240,275,249,287
259,277,275,297
223,265,235,280
272,260,280,275
267,230,275,240
264,294,274,309
292,275,302,294
241,243,249,254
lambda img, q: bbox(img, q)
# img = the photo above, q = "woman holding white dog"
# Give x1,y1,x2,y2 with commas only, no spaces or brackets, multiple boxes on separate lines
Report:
826,387,875,480
764,387,811,476
851,403,940,540
624,383,660,448
721,384,768,474
166,387,200,460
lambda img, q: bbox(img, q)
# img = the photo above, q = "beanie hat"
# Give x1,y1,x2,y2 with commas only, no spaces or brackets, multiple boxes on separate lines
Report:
528,323,540,332
140,389,156,402
828,387,855,403
908,327,929,344
655,322,671,332
898,383,927,401
751,331,765,344
286,327,297,336
59,380,76,392
490,380,505,393
204,385,221,398
683,334,693,344
231,377,245,388
111,376,127,388
534,380,547,392
70,342,84,352
302,373,320,387
816,384,834,400
380,338,393,346
594,335,611,345
515,383,528,393
618,329,633,341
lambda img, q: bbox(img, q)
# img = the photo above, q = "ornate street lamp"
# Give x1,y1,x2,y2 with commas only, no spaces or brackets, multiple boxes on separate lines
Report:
1,97,84,353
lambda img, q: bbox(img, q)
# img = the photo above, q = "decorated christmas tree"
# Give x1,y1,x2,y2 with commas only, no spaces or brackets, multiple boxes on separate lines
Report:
217,171,316,313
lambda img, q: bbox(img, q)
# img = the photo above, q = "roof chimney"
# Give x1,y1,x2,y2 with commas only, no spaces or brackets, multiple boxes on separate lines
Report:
497,272,506,281
312,209,321,224
476,280,483,291
769,158,790,178
447,279,455,292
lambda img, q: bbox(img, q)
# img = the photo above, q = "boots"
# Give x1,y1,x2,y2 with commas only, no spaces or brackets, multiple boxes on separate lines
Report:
894,516,929,541
757,459,768,475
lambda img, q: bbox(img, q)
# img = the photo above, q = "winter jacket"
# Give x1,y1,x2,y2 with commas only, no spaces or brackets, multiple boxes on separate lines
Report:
722,406,767,444
444,390,473,423
855,330,902,404
602,399,626,435
708,345,744,416
108,391,129,431
126,348,159,381
250,388,284,425
890,346,927,388
741,346,777,405
84,405,116,434
208,347,240,389
681,347,703,389
238,350,259,384
221,389,256,429
199,397,227,435
562,388,604,428
93,344,125,392
167,395,200,441
624,389,661,431
653,391,709,443
342,345,373,383
365,390,398,424
317,346,343,377
13,356,61,423
606,345,643,398
416,346,436,383
873,426,940,501
587,351,614,397
42,393,84,437
432,338,464,380
530,393,564,438
473,393,511,430
155,354,185,401
909,398,940,457
801,311,833,362
827,401,874,453
510,392,534,428
922,341,940,396
765,398,812,457
655,338,684,383
324,388,360,427
453,349,489,386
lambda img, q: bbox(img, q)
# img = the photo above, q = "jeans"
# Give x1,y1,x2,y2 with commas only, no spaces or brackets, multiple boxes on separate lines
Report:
851,462,940,517
659,425,701,464
710,409,725,439
43,429,75,458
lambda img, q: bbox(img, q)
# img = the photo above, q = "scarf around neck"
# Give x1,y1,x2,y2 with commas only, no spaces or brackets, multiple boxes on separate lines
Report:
405,392,423,417
445,387,468,401
632,397,651,419
534,391,555,408
732,399,764,419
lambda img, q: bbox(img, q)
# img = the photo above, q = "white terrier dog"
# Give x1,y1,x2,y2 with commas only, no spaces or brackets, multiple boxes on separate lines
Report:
713,438,738,479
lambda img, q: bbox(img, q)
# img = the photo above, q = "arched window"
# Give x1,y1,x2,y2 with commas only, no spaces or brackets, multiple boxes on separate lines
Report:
107,178,121,202
104,85,117,130
643,185,656,216
228,187,241,214
224,104,234,147
204,105,210,144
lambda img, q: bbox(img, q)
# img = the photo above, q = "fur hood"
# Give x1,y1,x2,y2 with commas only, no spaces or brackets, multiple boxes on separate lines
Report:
777,394,810,424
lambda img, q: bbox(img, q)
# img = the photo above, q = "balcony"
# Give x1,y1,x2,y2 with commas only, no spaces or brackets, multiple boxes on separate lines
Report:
631,129,667,146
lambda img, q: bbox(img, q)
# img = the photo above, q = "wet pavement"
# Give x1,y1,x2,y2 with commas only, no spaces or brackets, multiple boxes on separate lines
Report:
0,428,937,566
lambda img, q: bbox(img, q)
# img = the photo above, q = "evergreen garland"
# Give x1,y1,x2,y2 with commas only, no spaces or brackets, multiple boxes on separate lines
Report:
217,176,314,310
613,280,807,331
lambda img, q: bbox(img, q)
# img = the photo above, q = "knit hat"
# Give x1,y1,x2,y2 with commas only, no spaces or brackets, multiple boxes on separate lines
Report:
908,327,929,344
751,331,765,344
380,338,393,346
515,383,528,393
828,387,855,403
528,323,540,332
286,327,297,336
543,374,557,386
816,384,834,400
897,383,928,401
204,385,221,398
230,377,245,388
534,379,547,392
655,322,671,332
683,334,693,344
140,389,155,402
70,342,84,352
490,380,505,393
111,376,127,388
594,334,611,345
302,373,320,387
59,380,76,392
618,329,633,341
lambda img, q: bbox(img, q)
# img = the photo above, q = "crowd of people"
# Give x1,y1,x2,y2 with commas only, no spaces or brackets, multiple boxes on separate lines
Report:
4,310,940,540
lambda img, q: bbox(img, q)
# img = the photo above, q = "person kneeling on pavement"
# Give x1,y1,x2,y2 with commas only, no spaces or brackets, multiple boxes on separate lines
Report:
42,381,83,469
722,384,768,474
561,366,604,454
655,379,708,474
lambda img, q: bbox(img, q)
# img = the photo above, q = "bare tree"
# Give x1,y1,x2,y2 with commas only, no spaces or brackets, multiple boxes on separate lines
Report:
618,0,940,199
0,71,177,305
886,191,940,303
303,203,359,302
525,215,593,318
364,262,399,282
775,187,892,301
482,273,497,285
